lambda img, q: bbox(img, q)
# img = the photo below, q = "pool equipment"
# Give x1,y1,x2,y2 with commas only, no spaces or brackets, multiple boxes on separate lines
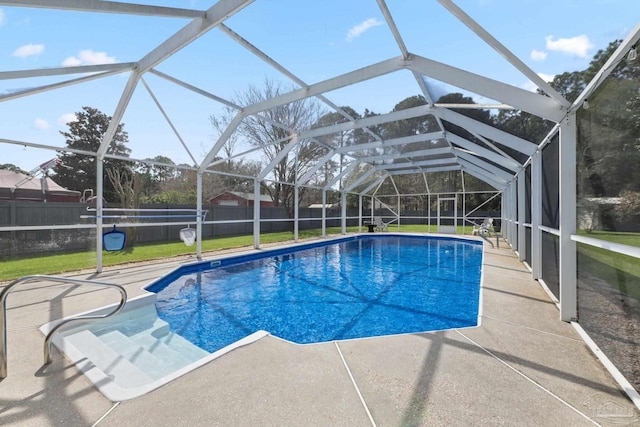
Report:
179,226,196,246
103,225,126,251
81,207,209,254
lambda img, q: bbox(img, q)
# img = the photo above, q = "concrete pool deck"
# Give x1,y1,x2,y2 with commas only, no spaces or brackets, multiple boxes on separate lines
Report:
1,236,639,426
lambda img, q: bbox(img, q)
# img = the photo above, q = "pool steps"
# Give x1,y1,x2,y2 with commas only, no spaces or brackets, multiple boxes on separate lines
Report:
44,293,209,391
64,330,156,388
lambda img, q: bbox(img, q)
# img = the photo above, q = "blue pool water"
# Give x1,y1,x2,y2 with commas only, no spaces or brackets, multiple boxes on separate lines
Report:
148,235,482,353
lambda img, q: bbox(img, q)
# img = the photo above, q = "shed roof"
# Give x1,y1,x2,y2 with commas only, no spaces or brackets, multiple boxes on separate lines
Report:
211,191,273,203
0,170,81,197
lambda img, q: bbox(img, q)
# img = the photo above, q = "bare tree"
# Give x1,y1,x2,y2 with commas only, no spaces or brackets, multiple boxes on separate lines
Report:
213,79,327,219
210,110,241,168
106,164,142,246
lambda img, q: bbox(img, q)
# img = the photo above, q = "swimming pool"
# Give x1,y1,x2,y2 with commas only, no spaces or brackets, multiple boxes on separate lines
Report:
147,234,483,353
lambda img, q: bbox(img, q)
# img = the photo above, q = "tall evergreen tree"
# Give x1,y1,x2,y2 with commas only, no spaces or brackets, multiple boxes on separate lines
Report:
53,106,131,201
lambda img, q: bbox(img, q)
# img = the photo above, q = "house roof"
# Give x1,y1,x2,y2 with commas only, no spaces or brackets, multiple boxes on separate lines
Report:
0,170,80,196
211,191,273,203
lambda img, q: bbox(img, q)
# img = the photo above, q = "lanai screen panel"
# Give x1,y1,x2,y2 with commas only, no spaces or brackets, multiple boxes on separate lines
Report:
524,165,532,267
541,136,560,299
575,59,640,393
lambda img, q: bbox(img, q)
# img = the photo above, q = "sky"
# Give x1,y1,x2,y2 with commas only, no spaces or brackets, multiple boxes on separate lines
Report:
1,0,638,173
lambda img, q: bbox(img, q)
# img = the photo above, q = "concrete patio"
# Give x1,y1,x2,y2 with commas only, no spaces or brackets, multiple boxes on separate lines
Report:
1,237,638,426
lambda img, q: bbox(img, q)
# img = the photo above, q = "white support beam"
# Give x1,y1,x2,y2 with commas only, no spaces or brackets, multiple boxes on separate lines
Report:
324,161,359,191
219,23,307,89
257,137,299,181
457,159,508,188
358,146,452,163
301,104,435,142
335,132,445,154
434,103,514,110
454,150,514,182
95,160,104,272
570,22,640,113
361,175,388,195
437,0,570,108
149,69,241,110
436,107,538,156
358,194,363,232
242,56,406,116
531,151,542,279
388,165,460,175
196,172,203,260
97,71,140,159
409,55,566,122
321,190,327,236
0,69,128,103
0,0,206,18
559,113,577,322
510,182,517,247
374,158,456,170
517,171,526,261
460,168,507,192
376,0,409,58
0,62,135,80
219,23,384,144
297,152,335,185
448,134,521,172
502,185,509,242
253,179,261,249
461,168,505,191
472,132,520,166
412,72,436,104
136,0,253,74
199,112,245,172
423,172,430,194
503,184,511,243
344,168,378,193
294,185,299,242
341,192,347,235
152,73,329,168
502,184,509,241
140,78,198,165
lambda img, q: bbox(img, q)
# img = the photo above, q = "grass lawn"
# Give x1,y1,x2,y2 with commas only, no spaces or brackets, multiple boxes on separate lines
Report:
1,224,477,282
577,230,640,300
8,225,637,290
578,229,640,247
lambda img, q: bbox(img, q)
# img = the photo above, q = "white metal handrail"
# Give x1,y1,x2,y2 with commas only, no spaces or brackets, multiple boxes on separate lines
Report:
0,275,127,379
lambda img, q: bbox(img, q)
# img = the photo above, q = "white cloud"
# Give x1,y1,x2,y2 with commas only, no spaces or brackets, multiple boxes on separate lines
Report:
530,49,547,61
545,35,593,58
346,18,382,42
34,118,50,130
58,113,77,126
62,49,117,66
12,43,45,58
0,9,6,26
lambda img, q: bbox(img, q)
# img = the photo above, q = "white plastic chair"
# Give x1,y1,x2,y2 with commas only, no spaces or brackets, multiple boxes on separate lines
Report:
374,217,388,232
478,218,494,248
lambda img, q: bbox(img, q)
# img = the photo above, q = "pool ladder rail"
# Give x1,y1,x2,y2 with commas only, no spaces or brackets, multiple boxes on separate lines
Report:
0,275,127,379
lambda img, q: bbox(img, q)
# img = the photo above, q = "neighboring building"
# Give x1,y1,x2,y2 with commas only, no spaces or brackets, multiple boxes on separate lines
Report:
209,191,275,207
308,203,335,209
577,197,622,230
0,169,81,202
